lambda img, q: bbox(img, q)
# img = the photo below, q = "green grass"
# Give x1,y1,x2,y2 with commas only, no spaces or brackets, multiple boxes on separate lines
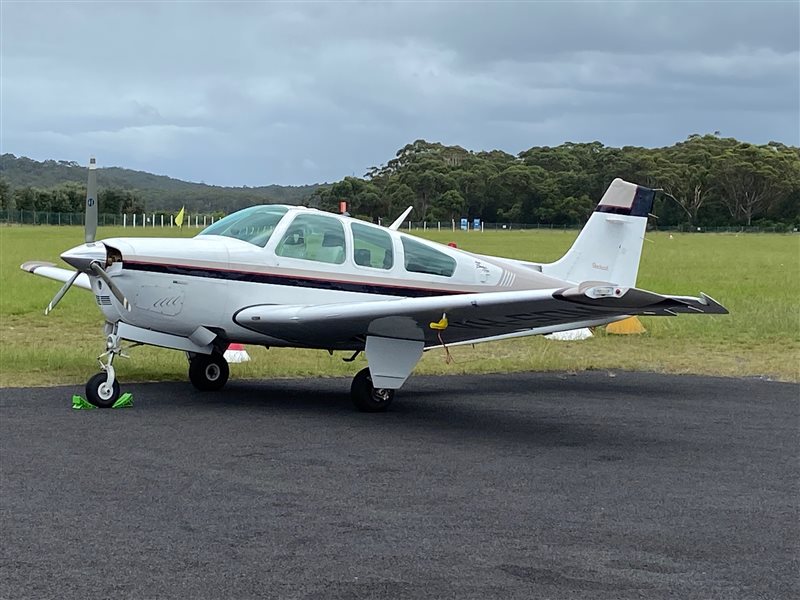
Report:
1,224,798,387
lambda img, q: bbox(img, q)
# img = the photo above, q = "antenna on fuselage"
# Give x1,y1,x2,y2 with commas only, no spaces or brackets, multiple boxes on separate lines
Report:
388,206,413,231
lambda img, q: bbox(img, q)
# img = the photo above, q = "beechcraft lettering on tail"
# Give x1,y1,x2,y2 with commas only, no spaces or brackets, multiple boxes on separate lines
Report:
22,158,727,411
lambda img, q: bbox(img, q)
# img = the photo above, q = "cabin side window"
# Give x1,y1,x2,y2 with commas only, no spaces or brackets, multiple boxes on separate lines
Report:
401,237,456,277
275,213,346,264
350,222,394,270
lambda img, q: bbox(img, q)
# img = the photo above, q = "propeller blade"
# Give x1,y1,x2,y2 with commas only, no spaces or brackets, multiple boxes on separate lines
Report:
44,270,81,315
85,157,98,244
89,262,131,311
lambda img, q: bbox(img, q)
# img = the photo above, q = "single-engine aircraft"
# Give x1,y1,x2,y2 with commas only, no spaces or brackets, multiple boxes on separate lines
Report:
22,159,728,411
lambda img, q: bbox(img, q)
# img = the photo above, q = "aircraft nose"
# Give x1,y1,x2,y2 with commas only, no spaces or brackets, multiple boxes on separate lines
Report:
61,242,107,271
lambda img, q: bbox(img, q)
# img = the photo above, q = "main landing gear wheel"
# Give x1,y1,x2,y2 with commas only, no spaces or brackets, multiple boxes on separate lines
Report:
351,367,394,412
189,353,230,391
86,372,121,408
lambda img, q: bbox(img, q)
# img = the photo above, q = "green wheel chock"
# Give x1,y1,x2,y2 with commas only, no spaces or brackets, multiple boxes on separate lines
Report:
112,393,133,409
71,395,96,410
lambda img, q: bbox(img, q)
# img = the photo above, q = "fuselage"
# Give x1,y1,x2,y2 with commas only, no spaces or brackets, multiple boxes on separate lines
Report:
81,205,571,349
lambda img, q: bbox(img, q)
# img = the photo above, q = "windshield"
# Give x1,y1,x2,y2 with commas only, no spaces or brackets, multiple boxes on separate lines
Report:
197,205,289,247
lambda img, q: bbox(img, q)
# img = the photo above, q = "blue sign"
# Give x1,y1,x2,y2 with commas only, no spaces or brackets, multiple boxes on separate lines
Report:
473,218,481,230
460,218,468,231
87,198,95,207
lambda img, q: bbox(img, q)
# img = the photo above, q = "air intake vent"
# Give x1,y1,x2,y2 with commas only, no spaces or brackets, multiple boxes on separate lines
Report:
96,295,112,306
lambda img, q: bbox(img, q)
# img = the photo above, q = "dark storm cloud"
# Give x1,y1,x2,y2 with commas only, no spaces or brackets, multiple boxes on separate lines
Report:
1,1,797,186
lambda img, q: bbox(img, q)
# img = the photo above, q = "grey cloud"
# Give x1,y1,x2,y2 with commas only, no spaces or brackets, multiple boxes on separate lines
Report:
1,1,797,186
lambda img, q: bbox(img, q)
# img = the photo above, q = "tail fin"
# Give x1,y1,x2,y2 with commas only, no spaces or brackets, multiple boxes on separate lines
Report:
542,178,655,287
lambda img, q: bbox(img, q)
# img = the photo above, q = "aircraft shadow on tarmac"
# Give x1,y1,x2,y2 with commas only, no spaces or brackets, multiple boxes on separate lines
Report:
116,376,683,452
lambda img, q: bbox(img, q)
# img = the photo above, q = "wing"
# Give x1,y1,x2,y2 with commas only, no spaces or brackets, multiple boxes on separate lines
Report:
20,261,92,290
234,283,727,348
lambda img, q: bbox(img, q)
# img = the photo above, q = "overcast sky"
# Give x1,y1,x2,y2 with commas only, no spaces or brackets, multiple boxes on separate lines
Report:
2,1,798,186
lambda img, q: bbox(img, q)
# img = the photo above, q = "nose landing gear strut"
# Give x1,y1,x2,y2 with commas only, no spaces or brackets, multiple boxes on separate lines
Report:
85,331,128,408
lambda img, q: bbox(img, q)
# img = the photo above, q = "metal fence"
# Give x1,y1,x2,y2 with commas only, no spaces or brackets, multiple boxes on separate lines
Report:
0,210,795,233
0,210,216,228
403,220,797,234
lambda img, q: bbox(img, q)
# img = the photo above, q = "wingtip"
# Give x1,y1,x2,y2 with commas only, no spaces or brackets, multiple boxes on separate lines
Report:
21,261,56,273
700,292,729,314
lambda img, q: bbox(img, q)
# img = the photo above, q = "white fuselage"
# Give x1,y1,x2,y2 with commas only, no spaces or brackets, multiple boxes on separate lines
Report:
91,206,569,350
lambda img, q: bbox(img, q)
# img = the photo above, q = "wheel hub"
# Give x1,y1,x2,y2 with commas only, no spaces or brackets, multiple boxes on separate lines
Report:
97,382,114,400
371,388,391,403
205,364,221,381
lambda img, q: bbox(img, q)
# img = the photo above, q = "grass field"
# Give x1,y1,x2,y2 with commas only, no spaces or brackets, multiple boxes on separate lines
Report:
1,225,798,387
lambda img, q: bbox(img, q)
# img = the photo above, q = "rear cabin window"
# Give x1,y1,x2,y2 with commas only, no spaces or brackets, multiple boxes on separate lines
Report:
351,222,394,270
401,237,456,277
275,213,346,264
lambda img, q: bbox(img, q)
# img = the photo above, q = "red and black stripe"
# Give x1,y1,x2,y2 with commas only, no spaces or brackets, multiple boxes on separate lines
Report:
124,261,466,298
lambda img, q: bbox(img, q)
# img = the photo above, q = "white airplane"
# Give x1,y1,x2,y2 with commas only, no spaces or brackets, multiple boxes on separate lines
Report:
22,159,727,411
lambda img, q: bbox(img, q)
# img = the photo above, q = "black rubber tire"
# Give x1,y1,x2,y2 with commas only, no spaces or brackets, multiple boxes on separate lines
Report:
350,367,394,412
86,372,121,408
189,353,230,391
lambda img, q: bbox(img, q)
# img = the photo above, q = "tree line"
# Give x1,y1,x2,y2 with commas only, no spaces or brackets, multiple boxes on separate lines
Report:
311,135,799,228
0,177,147,215
2,135,798,228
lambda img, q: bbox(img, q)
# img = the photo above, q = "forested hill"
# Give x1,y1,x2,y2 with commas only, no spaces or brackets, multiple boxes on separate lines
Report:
0,154,323,212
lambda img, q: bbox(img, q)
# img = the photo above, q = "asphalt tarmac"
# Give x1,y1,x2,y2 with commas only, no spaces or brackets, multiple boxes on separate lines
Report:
1,371,798,599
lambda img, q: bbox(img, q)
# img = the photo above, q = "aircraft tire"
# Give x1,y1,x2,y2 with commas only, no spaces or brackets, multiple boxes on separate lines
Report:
189,353,230,391
351,367,394,412
86,372,121,408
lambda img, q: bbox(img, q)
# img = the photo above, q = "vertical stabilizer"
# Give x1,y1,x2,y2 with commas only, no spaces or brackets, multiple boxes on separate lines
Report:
542,178,655,287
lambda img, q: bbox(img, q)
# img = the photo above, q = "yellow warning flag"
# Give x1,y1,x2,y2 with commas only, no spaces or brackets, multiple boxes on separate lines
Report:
175,206,185,228
606,317,646,335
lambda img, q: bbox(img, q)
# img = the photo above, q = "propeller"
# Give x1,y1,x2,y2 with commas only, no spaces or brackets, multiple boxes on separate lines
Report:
44,157,131,314
85,157,98,243
45,271,81,315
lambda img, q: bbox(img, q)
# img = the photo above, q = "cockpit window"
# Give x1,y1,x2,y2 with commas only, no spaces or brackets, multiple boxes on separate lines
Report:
401,237,456,277
197,205,289,247
275,213,346,264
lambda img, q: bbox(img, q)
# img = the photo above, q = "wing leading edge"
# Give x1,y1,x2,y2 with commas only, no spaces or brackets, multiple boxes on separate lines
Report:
234,284,727,348
21,261,92,290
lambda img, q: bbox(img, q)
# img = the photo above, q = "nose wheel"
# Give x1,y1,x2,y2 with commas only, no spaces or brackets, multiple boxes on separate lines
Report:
351,367,394,412
86,372,121,408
